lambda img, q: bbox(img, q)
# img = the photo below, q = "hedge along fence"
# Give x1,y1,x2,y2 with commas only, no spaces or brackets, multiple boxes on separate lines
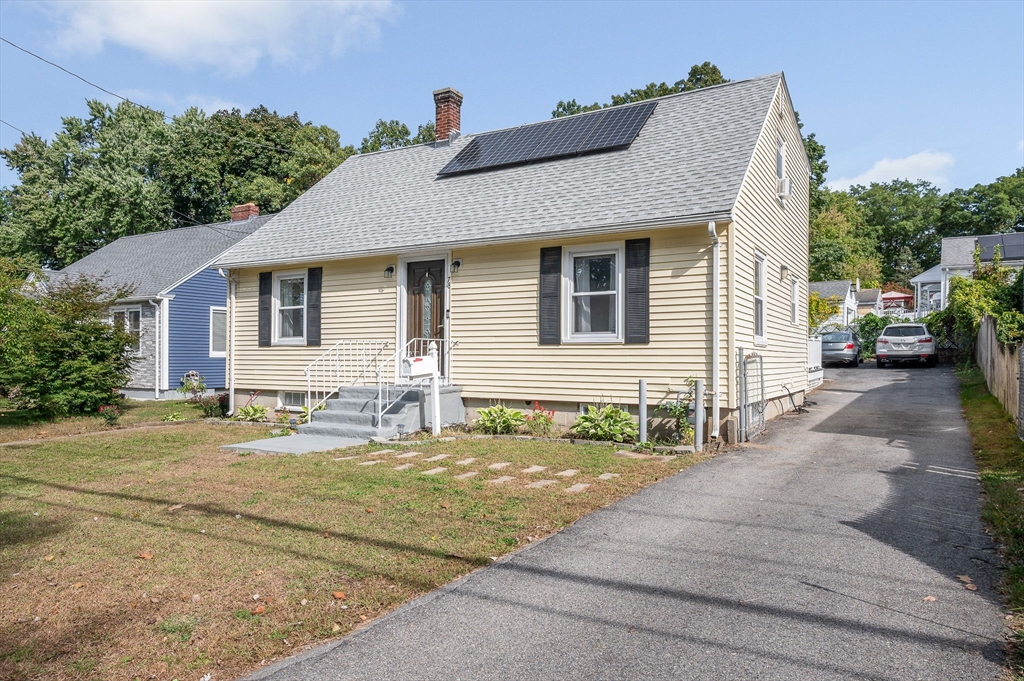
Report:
975,314,1024,438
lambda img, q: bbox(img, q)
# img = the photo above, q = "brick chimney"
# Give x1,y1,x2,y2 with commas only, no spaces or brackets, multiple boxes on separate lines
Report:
230,203,260,222
433,87,463,142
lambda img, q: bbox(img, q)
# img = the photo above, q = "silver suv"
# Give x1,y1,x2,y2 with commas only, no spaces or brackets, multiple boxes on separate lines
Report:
876,323,936,368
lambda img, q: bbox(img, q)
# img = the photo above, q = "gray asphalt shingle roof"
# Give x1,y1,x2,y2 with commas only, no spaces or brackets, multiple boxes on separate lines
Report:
941,236,977,268
216,73,786,268
54,216,271,298
855,288,881,304
809,280,853,300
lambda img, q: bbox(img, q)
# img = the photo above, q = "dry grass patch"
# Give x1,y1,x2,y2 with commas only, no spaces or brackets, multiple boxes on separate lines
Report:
0,426,701,680
0,398,206,444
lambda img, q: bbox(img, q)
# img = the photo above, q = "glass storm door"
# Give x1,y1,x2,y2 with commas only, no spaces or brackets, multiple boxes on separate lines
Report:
406,260,446,375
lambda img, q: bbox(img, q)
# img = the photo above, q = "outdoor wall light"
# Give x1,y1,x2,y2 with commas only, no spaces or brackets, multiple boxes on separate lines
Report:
384,265,395,279
780,264,790,279
450,259,462,274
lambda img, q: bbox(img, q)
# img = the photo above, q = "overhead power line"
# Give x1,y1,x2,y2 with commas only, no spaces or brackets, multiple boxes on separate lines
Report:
0,36,320,158
0,118,27,135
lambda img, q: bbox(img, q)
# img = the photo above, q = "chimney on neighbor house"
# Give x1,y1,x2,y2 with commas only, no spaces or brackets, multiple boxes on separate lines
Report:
433,87,463,142
230,203,260,222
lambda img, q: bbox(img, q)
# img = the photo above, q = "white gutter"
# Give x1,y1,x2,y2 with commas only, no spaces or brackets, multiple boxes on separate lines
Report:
149,299,161,399
708,221,721,439
219,269,236,416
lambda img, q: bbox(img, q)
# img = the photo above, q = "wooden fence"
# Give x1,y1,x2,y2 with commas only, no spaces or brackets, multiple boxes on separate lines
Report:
975,314,1023,437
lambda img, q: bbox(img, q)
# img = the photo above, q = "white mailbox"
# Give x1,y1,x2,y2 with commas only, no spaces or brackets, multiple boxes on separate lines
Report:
402,354,437,378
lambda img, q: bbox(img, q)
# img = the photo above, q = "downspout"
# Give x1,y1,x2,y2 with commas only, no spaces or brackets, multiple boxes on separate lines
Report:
219,269,236,416
708,221,721,439
149,299,161,399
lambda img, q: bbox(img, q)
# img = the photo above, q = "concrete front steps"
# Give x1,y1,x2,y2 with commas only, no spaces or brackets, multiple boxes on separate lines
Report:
298,385,466,440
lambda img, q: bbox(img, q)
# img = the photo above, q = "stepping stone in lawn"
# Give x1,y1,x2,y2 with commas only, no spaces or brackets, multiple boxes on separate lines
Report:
455,458,476,465
394,451,420,459
422,467,447,476
597,473,621,480
526,479,557,489
488,462,512,470
393,463,415,471
565,483,591,494
521,465,547,474
488,476,515,485
333,456,359,461
554,469,579,477
425,454,449,462
455,471,479,480
373,449,395,455
357,460,382,466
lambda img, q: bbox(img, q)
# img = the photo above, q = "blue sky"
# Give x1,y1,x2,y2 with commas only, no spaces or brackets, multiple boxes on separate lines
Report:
1,0,1022,192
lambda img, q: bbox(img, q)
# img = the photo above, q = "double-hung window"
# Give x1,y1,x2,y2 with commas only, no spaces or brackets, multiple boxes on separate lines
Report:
564,245,623,342
210,307,227,357
274,271,306,344
754,253,767,345
112,306,142,351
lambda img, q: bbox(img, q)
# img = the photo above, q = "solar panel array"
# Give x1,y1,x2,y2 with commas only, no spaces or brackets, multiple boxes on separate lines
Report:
979,233,1024,262
437,101,657,177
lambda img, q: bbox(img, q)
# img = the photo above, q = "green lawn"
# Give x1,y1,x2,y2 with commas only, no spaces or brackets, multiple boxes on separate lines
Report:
0,425,696,681
0,398,205,444
956,366,1024,676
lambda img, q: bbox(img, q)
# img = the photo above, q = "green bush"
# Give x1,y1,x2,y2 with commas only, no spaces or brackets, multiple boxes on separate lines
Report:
474,403,526,434
998,311,1024,346
0,259,136,417
571,405,639,443
195,394,225,418
236,404,269,422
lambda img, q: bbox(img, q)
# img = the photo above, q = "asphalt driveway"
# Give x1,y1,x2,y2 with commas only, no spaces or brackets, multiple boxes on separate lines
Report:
246,364,1006,681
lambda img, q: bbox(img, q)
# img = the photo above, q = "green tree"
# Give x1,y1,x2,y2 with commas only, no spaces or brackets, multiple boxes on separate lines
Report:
808,292,841,332
552,62,730,118
0,258,137,416
849,179,942,282
937,168,1024,237
360,119,436,153
809,190,880,285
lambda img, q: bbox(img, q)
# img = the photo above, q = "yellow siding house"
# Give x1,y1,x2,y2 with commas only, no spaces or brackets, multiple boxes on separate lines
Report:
215,73,810,443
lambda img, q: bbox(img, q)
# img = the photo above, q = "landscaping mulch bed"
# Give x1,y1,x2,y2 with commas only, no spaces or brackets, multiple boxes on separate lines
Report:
0,424,705,681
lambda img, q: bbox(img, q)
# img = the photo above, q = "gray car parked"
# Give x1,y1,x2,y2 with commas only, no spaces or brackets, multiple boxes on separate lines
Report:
821,331,860,366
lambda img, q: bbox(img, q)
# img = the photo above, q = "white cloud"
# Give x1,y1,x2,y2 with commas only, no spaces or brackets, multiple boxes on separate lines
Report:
828,150,956,190
48,0,395,76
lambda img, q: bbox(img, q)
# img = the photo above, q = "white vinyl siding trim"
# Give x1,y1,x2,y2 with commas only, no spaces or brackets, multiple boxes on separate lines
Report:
210,306,227,357
273,270,306,345
562,243,624,343
790,279,799,325
754,252,767,346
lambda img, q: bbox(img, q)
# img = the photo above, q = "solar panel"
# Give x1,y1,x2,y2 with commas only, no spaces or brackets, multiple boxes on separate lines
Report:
525,111,606,161
576,101,658,154
1005,233,1024,260
479,121,558,169
437,100,657,176
436,129,513,175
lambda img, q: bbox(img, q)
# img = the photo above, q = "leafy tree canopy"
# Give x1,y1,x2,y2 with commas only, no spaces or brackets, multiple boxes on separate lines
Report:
360,119,436,153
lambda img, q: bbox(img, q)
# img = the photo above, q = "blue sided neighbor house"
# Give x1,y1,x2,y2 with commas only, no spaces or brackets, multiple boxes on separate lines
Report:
45,204,271,399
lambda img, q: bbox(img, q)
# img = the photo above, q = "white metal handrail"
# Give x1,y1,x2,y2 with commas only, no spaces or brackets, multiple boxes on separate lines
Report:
304,340,390,415
375,337,454,435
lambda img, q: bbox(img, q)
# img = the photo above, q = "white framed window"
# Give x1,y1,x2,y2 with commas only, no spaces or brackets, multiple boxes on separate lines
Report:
776,134,790,203
210,306,227,357
279,391,306,411
273,270,306,345
111,305,142,351
563,244,624,343
790,278,799,325
754,252,767,345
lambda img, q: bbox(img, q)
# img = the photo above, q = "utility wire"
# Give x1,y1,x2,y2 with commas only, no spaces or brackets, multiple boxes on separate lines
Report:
0,118,27,135
0,36,321,158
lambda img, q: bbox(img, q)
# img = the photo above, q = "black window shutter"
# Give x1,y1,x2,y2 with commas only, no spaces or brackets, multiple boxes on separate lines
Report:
624,238,650,344
539,246,562,345
306,267,322,347
258,272,272,347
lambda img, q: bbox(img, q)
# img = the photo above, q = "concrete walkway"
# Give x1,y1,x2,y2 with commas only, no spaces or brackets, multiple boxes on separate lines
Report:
220,433,366,455
243,365,1006,680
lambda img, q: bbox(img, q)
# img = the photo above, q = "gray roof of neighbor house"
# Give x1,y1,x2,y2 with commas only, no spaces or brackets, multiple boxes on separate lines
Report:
910,263,942,284
855,288,881,304
52,216,271,299
809,280,853,301
941,236,977,268
216,73,793,269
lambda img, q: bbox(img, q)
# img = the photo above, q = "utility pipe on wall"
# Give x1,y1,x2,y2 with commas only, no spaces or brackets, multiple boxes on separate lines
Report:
149,299,161,400
638,379,648,443
708,222,721,439
219,269,237,416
